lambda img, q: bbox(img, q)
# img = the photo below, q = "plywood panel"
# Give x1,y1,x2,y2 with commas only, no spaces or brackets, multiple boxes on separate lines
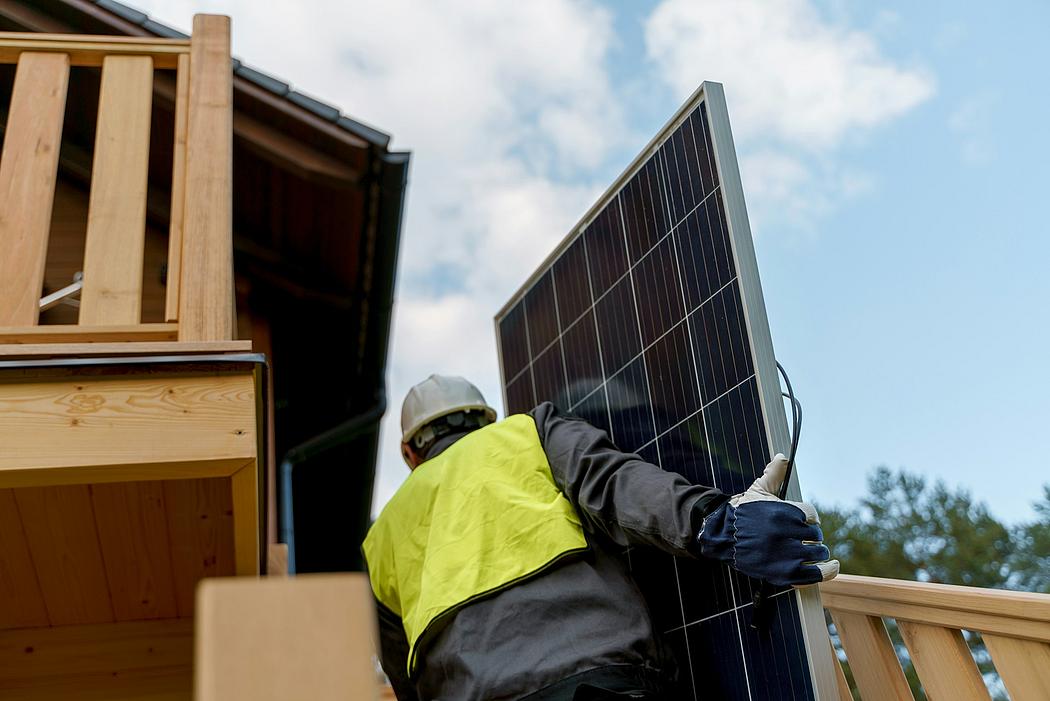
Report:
0,52,69,326
0,489,49,629
79,55,153,326
179,15,235,341
164,478,235,617
0,371,256,482
91,481,178,621
14,485,113,625
195,575,379,701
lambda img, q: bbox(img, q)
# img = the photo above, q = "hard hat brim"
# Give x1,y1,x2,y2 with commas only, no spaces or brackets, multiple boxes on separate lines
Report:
401,403,497,444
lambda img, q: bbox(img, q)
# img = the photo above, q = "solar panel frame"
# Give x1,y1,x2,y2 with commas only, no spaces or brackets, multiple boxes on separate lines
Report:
494,82,838,699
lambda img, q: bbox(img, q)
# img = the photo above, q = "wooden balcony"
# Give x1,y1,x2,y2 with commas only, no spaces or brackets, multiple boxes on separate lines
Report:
0,16,266,700
822,575,1050,700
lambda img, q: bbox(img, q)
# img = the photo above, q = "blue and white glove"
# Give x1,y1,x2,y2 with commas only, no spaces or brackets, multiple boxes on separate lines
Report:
698,454,839,587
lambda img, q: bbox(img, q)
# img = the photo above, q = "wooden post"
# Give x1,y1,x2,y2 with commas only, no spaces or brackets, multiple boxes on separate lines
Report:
178,14,235,341
0,52,69,326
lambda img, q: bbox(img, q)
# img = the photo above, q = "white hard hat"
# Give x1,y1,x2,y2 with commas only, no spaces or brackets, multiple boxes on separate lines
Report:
401,374,497,445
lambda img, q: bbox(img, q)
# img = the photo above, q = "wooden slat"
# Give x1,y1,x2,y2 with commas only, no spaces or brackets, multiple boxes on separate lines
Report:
90,482,178,622
165,53,190,323
0,489,49,629
0,339,251,358
0,323,178,344
0,52,69,326
267,543,289,577
897,621,989,701
231,462,260,576
0,618,192,700
179,14,235,341
821,591,1050,643
0,32,188,68
829,639,854,701
984,634,1050,701
14,485,113,625
830,611,910,701
164,478,236,618
0,371,256,484
194,574,378,701
79,55,153,326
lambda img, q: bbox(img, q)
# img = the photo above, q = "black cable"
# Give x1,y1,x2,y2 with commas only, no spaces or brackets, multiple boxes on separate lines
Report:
751,362,803,629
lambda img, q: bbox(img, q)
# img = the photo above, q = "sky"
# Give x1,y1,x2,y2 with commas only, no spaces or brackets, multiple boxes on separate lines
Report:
133,0,1050,522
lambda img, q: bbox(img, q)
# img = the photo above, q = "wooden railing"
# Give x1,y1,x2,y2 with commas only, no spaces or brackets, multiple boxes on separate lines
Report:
0,15,234,351
821,574,1050,700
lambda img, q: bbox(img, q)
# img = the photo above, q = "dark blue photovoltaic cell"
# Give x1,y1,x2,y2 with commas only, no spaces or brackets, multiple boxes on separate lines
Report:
497,101,814,701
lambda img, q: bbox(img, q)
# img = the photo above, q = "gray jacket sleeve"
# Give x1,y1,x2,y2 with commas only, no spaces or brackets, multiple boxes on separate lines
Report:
375,599,420,701
529,401,727,556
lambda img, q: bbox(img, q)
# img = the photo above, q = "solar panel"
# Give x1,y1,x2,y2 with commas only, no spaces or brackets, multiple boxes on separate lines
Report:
494,82,838,700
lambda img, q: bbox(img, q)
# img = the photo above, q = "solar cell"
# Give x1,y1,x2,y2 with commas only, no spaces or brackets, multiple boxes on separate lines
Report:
495,83,838,699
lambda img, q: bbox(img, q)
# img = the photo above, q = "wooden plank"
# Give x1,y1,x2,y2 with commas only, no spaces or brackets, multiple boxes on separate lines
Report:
14,485,113,625
984,634,1050,701
0,488,50,629
0,323,179,344
0,52,69,326
822,575,1050,626
820,591,1050,644
79,55,153,326
91,481,178,622
829,611,910,701
0,32,187,68
0,618,191,699
0,339,251,357
164,478,236,618
0,371,256,483
165,53,190,323
195,574,379,701
897,621,990,701
829,639,854,701
231,462,260,576
267,543,288,577
179,15,235,342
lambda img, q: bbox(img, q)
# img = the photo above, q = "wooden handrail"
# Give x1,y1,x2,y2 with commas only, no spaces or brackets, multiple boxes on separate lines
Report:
822,575,1050,701
0,32,188,68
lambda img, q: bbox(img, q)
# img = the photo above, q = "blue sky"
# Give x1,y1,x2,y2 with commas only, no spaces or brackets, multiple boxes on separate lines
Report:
136,0,1049,522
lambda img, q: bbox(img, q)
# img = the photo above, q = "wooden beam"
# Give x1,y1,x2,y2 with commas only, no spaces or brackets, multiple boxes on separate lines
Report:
14,485,114,625
0,488,50,629
234,112,360,188
164,477,236,618
0,340,251,358
90,481,178,622
898,621,990,701
0,52,69,326
194,575,379,701
231,462,260,576
0,618,192,696
179,15,235,341
79,55,153,326
165,53,190,323
0,371,256,483
0,32,188,68
0,323,179,344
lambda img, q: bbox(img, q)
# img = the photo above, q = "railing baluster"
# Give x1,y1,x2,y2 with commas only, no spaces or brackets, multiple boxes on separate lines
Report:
165,52,190,324
79,55,153,325
831,610,912,701
897,621,990,701
829,638,854,701
983,634,1050,701
178,14,235,341
0,52,69,326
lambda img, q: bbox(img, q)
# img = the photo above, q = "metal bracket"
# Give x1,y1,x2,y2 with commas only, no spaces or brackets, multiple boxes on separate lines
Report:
39,272,83,312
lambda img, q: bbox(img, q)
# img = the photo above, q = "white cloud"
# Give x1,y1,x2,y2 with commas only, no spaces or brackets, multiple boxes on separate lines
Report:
129,0,621,512
645,0,933,232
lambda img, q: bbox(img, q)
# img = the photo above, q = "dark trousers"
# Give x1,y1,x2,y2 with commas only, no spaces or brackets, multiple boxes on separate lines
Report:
571,684,661,700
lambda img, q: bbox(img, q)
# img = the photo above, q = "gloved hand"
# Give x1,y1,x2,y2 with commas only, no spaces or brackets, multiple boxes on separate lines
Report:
698,454,839,587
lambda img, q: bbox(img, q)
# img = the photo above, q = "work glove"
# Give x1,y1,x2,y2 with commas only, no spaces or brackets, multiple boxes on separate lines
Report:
698,454,839,587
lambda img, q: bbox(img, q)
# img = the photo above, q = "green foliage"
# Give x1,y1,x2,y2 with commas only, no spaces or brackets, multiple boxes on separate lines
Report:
817,467,1050,700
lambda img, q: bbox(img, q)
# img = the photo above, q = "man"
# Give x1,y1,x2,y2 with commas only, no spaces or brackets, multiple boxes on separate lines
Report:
364,375,838,700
